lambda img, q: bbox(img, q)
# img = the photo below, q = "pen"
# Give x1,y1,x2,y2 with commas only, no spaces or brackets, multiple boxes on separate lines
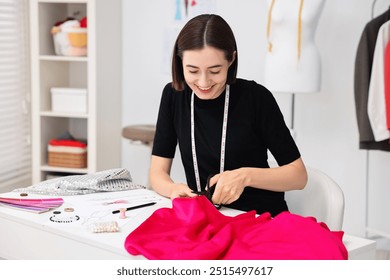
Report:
112,202,156,214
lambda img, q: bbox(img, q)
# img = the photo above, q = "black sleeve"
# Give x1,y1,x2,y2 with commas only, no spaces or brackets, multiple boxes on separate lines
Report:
152,83,178,158
354,25,375,143
255,83,301,166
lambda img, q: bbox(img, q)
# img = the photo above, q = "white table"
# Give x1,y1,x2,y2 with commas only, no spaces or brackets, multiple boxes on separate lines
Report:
0,189,376,260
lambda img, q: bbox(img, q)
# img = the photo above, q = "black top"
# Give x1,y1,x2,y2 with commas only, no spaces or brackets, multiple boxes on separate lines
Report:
152,78,301,216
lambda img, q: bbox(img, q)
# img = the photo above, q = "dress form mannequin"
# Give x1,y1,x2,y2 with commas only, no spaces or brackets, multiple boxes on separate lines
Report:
264,0,325,93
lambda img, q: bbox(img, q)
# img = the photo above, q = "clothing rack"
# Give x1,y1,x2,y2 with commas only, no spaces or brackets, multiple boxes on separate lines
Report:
365,0,375,239
364,0,390,239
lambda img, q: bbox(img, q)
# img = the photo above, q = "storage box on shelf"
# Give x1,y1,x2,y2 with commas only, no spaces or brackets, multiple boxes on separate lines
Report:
51,17,88,57
47,136,88,169
48,152,87,168
51,87,87,114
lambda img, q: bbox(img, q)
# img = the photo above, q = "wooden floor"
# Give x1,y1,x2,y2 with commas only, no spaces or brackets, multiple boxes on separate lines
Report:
373,237,390,259
376,250,390,259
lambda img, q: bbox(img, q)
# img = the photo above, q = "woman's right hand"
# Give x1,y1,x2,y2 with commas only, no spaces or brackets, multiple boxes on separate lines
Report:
169,183,197,200
150,155,197,200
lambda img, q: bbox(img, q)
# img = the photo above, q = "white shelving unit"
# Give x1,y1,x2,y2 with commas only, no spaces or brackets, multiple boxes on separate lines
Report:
30,0,122,183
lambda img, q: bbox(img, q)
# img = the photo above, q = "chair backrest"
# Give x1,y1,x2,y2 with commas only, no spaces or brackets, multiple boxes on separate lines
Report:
285,166,345,231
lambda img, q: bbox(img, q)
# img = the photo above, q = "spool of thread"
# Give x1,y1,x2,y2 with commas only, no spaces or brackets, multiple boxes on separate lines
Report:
119,208,127,219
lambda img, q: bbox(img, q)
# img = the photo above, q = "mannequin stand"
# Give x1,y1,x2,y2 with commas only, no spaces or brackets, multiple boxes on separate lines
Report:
289,93,297,140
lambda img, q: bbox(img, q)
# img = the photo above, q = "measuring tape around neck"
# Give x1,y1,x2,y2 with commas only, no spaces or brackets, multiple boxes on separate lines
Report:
190,84,230,192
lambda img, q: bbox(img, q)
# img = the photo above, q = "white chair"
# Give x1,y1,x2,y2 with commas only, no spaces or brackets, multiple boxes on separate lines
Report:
285,166,345,231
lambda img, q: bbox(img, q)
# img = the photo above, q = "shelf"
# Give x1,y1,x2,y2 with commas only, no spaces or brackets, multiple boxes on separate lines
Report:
40,55,88,62
38,0,87,3
40,111,88,119
40,165,88,174
31,0,122,183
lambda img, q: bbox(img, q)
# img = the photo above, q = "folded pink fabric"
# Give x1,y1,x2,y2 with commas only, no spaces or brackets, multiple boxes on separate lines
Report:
124,196,348,260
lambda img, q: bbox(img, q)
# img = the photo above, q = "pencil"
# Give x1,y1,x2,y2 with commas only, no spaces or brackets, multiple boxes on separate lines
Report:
112,202,156,214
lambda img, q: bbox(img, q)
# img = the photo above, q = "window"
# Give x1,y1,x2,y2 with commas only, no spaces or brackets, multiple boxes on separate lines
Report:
0,0,31,191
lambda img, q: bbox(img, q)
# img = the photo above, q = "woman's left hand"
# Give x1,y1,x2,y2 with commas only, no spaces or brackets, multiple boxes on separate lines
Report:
208,169,246,205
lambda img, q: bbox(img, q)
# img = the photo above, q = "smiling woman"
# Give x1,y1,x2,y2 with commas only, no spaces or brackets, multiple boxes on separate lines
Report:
0,0,31,191
149,14,307,217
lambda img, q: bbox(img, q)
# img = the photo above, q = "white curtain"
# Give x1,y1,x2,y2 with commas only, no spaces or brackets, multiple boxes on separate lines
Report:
0,0,31,191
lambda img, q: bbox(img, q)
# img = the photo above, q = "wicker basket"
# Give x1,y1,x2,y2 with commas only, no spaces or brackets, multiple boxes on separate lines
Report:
48,151,87,168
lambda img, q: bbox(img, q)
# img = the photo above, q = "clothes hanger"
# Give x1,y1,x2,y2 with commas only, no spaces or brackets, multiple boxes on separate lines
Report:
371,0,390,19
372,0,378,19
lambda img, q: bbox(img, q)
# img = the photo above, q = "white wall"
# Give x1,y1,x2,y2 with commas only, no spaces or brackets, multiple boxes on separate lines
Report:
122,0,390,238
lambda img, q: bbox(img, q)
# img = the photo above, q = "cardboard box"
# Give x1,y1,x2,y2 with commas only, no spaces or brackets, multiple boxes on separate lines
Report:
51,87,87,114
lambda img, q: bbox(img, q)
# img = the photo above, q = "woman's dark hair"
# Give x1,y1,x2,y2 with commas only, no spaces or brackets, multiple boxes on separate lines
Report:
172,14,238,91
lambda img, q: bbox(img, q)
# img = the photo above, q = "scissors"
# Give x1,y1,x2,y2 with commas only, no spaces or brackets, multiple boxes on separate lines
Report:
192,174,222,209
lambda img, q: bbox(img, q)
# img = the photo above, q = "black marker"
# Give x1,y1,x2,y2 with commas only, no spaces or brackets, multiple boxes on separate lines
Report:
112,202,156,214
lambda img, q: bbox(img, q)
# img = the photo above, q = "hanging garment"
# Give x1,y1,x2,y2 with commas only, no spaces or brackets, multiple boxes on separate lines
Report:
368,21,390,141
124,196,348,260
384,39,390,129
354,9,390,151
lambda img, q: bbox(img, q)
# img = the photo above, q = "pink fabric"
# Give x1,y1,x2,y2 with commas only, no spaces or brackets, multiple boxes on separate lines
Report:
124,196,348,260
